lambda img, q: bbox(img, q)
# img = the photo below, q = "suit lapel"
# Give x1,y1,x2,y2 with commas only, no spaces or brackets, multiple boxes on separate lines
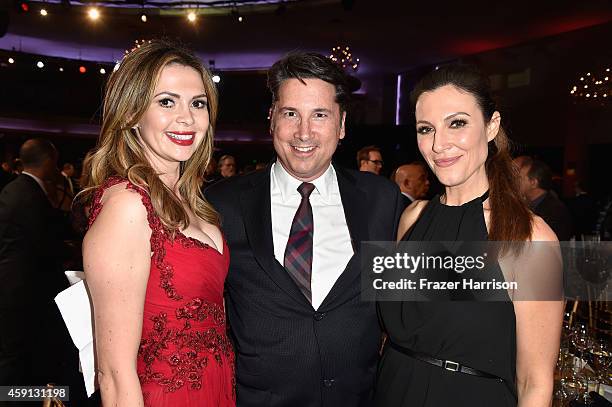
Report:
335,165,369,253
319,165,370,309
240,166,311,307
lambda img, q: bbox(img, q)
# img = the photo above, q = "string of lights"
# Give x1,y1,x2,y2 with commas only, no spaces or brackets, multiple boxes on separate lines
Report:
20,0,298,9
0,48,222,83
14,0,306,23
17,2,250,23
2,51,112,75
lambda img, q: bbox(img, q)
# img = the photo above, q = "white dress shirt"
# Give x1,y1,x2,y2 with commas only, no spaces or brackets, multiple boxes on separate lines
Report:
270,161,353,310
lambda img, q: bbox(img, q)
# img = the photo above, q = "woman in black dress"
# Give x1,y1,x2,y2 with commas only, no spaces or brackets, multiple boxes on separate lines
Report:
376,65,563,406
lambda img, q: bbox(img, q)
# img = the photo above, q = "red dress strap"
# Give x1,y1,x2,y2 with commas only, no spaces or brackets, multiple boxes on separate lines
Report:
87,176,160,233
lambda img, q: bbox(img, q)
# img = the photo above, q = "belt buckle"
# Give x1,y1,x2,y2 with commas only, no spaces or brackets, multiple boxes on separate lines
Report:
443,360,460,372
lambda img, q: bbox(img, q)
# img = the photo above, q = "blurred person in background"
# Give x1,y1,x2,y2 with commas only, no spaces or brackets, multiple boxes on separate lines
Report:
357,145,384,175
61,162,76,196
0,161,16,191
218,154,237,178
0,138,74,390
566,180,598,238
392,161,430,209
514,156,573,241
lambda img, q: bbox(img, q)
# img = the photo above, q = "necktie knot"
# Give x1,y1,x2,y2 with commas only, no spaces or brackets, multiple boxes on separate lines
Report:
298,182,315,199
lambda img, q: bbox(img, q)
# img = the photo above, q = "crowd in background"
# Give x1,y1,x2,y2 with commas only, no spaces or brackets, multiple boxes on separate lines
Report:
1,142,611,247
0,133,609,403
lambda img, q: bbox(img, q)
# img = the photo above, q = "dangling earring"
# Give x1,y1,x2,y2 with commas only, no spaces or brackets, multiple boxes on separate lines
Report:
131,124,140,136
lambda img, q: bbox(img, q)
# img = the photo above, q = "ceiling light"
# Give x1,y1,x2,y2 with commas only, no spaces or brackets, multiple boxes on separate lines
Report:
100,68,106,74
8,57,14,64
140,13,147,22
231,9,243,22
329,45,360,72
88,7,100,20
212,74,221,83
187,11,196,22
59,67,64,72
40,8,47,16
36,61,44,68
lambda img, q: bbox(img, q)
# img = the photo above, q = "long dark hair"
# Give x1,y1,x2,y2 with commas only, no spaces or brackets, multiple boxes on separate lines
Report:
411,64,532,242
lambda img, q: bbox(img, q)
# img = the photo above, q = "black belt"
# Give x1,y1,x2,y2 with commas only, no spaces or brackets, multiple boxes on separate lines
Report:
388,341,500,379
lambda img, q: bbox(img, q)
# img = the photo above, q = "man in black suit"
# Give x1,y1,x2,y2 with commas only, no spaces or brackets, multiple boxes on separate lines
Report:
0,138,69,386
206,52,402,407
515,156,573,241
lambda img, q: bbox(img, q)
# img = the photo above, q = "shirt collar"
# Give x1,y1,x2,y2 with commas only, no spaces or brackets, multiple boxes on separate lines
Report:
272,160,335,204
530,191,547,209
402,191,415,201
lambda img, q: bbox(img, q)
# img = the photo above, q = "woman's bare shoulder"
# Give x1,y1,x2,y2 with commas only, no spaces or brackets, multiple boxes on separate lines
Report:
530,215,558,242
397,200,429,241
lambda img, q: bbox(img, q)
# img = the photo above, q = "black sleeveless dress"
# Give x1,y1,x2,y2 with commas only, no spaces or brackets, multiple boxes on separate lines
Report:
376,193,517,407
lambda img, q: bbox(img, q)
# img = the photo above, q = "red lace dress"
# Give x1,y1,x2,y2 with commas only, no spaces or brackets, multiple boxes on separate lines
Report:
88,177,235,407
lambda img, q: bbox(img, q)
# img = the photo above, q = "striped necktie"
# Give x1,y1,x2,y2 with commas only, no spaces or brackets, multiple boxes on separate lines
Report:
284,182,315,302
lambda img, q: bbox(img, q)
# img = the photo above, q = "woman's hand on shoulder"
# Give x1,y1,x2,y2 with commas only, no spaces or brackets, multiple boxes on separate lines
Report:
83,183,151,406
397,200,428,241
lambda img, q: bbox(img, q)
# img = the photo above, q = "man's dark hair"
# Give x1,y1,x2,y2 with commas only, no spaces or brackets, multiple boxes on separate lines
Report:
19,138,57,168
267,51,351,113
527,159,554,191
356,145,381,167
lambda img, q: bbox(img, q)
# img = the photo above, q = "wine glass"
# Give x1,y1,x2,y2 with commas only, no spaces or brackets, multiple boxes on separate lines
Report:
571,323,594,404
590,337,612,387
571,323,590,362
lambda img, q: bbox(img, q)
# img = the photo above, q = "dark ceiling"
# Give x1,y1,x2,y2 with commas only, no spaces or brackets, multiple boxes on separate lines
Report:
2,0,611,75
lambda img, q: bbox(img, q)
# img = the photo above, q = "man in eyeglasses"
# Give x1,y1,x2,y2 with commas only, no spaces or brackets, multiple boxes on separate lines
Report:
357,145,384,175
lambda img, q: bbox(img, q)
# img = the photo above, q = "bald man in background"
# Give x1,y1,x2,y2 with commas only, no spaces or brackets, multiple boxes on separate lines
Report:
393,162,430,210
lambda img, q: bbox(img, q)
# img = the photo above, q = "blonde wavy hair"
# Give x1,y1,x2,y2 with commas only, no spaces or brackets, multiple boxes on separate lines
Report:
79,39,219,231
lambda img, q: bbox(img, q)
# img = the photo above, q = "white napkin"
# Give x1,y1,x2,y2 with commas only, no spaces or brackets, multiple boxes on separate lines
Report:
54,271,97,397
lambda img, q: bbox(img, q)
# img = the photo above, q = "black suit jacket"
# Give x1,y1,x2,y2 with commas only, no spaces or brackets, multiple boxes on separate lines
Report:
0,174,68,384
400,193,413,212
206,164,402,407
0,175,66,307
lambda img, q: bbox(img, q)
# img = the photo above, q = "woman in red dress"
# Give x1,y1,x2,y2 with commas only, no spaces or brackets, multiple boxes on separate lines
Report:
80,40,234,406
